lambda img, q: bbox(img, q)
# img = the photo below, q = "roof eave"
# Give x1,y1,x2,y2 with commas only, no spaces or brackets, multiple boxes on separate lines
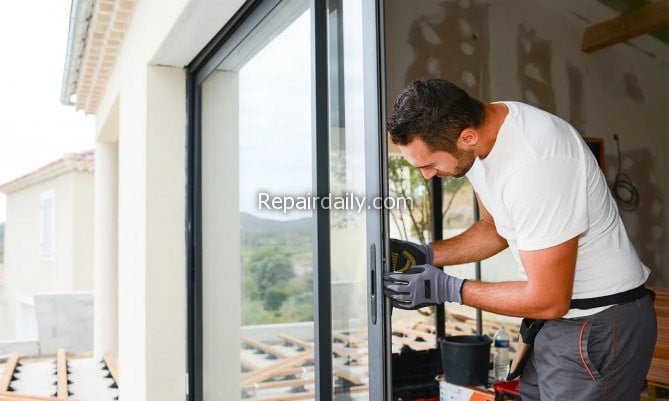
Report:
0,151,95,195
60,0,95,106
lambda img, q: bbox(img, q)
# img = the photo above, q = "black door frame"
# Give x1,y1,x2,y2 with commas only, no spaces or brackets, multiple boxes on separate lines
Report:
364,0,392,399
185,1,388,400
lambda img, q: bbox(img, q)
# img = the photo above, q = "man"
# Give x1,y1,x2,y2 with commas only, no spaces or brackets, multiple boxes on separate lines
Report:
383,78,656,401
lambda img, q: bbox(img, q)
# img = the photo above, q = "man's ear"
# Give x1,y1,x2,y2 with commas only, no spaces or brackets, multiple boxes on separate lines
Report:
458,128,479,147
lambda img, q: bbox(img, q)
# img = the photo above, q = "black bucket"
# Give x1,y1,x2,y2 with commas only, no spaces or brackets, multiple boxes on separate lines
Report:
438,335,491,386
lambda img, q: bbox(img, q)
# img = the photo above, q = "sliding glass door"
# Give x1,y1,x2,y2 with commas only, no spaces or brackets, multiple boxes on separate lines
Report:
187,1,388,400
326,1,389,400
199,2,314,399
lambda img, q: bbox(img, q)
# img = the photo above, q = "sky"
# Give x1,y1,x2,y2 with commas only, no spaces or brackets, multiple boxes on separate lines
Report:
232,6,364,221
0,1,95,223
0,1,312,224
237,12,312,219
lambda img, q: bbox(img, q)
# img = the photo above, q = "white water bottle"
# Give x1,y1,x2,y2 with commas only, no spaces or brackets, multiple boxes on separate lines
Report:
493,326,510,382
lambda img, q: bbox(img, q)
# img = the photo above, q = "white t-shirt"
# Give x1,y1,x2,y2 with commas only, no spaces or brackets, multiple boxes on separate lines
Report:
465,101,650,318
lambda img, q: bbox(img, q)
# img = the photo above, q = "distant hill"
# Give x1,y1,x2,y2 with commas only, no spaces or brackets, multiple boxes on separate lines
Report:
240,212,312,250
241,212,311,232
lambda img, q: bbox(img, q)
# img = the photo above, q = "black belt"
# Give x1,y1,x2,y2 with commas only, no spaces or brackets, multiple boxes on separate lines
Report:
569,285,653,310
521,285,652,345
508,285,653,381
520,285,652,354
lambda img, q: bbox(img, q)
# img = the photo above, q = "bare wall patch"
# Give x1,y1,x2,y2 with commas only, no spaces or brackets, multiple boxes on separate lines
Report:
605,146,665,283
402,0,491,99
566,62,585,132
517,24,555,113
622,73,645,104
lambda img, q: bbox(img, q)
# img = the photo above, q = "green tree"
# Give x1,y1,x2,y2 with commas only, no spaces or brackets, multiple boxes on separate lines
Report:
242,300,274,325
388,155,467,242
388,156,432,242
264,288,289,311
248,248,295,300
242,275,260,301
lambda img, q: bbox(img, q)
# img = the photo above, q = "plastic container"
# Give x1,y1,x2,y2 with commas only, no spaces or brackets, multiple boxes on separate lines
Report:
438,335,491,386
493,326,510,382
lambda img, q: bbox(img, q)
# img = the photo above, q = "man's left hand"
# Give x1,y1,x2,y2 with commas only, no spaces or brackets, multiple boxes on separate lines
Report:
383,264,465,310
389,239,434,272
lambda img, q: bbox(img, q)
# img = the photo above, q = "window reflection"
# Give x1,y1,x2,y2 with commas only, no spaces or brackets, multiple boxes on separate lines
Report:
201,4,316,400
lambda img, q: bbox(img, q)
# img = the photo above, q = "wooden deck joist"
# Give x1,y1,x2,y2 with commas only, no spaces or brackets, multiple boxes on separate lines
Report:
242,338,292,359
391,335,432,351
0,353,19,392
246,384,368,401
332,366,365,385
393,326,436,342
103,353,119,387
278,334,311,351
242,353,314,386
241,358,262,372
256,365,314,378
242,378,313,392
0,396,51,401
0,393,79,401
56,348,69,399
414,323,436,333
277,334,366,360
648,288,669,386
332,332,365,347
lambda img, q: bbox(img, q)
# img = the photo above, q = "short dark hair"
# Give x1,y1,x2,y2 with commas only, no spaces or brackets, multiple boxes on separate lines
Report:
387,79,486,153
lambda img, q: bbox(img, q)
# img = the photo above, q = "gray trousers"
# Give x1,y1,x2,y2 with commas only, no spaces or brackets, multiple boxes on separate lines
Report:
520,294,657,401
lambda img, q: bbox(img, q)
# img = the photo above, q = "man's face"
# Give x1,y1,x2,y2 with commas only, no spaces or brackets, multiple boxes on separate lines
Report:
399,137,475,179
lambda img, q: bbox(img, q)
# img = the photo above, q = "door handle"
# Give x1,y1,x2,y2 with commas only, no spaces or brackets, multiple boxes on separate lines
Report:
370,243,377,325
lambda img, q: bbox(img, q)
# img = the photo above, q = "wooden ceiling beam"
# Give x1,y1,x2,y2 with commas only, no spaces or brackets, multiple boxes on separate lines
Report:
582,0,669,53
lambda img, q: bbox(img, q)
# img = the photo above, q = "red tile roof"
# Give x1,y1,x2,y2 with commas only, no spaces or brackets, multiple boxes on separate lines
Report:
0,150,94,194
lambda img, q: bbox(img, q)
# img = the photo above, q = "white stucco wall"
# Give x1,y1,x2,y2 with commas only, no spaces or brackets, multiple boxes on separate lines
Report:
93,141,119,359
90,0,193,397
72,171,94,291
90,0,250,398
201,70,241,400
1,170,94,340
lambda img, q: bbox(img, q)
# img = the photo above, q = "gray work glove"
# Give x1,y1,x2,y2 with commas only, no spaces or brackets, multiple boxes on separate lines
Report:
389,238,434,272
383,264,465,310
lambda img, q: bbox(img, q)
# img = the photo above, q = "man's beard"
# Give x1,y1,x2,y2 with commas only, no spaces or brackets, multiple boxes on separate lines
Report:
443,148,476,178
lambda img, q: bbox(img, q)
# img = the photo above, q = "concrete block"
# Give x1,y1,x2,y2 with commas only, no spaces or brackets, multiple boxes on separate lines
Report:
34,292,94,354
0,340,39,357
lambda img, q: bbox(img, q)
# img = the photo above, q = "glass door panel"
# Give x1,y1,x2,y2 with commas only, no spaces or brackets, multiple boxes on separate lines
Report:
194,0,387,400
201,2,315,400
327,0,370,399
